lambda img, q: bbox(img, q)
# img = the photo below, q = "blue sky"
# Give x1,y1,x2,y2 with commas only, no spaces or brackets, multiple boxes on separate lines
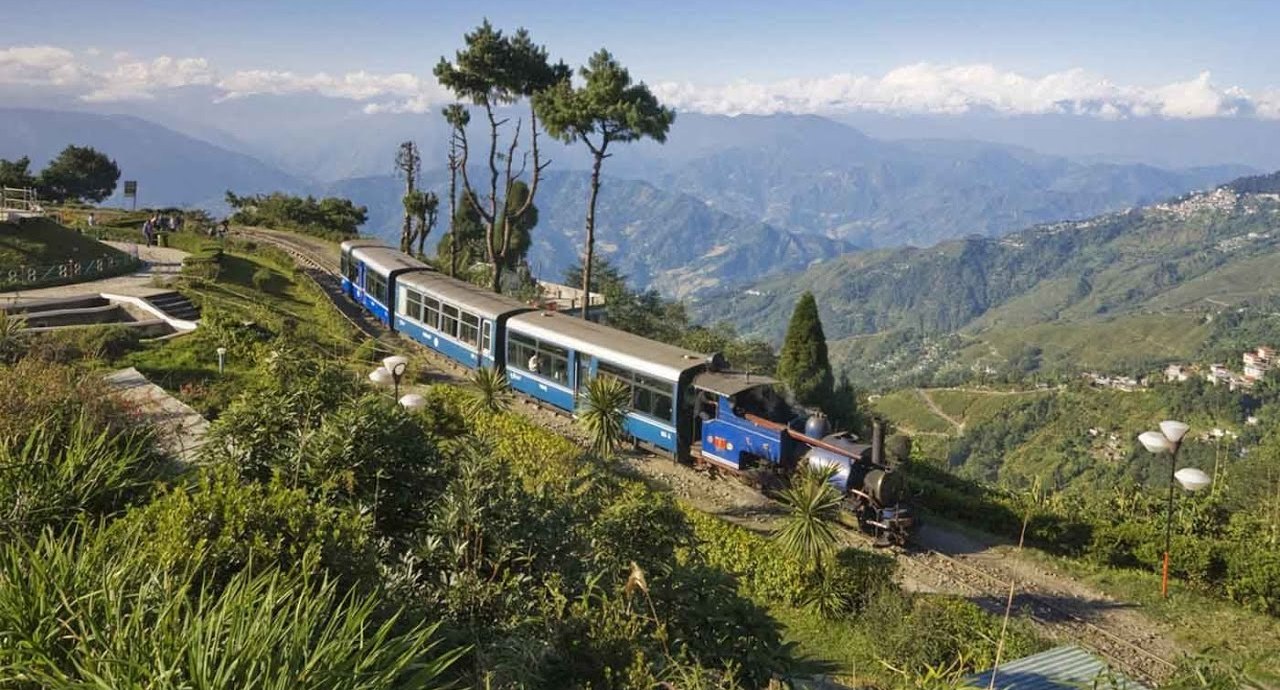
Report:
3,0,1278,119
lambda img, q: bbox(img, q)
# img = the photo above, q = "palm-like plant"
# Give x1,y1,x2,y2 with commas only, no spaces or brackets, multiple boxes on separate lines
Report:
773,465,842,569
463,367,512,417
578,376,631,457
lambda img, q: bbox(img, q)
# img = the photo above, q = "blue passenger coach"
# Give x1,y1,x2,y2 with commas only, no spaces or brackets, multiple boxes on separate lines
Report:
395,270,533,370
339,240,387,302
349,246,430,325
504,311,707,456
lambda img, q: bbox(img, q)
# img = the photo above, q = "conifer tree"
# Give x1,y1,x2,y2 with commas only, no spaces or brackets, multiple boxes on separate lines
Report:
777,292,834,409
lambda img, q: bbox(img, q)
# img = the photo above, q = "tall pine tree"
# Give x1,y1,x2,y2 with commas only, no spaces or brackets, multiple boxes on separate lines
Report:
777,292,834,410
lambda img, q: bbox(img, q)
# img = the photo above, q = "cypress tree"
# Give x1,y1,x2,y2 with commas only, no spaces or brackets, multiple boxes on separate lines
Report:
777,292,835,409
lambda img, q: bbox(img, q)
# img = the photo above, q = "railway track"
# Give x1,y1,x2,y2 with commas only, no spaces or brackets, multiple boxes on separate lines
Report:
239,227,1179,686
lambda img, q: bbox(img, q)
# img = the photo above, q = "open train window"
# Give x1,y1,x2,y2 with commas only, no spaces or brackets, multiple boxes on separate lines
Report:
731,385,792,423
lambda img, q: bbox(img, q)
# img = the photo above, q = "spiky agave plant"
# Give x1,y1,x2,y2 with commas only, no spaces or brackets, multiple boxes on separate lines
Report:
773,465,842,570
463,366,512,417
578,376,631,457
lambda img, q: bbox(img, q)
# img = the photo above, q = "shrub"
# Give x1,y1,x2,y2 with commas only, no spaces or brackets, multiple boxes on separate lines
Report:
113,465,377,588
0,526,463,689
0,415,161,537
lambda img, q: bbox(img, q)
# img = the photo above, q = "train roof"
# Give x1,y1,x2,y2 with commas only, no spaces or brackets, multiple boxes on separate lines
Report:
692,370,781,397
340,239,386,253
508,311,708,381
351,246,430,275
398,270,534,320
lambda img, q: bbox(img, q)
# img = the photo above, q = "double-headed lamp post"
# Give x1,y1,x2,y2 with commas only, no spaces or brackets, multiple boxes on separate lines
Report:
1137,420,1212,598
369,355,424,410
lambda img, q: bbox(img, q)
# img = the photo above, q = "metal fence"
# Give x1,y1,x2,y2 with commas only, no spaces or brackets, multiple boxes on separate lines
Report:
0,253,140,290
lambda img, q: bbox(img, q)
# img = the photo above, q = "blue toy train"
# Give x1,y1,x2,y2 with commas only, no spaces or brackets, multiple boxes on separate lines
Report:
340,241,914,545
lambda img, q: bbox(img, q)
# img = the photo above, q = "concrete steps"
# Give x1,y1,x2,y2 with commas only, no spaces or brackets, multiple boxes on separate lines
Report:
144,291,200,322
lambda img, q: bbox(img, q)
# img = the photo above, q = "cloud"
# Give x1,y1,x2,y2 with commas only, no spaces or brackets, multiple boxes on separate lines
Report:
0,43,450,111
0,45,87,87
83,55,215,101
2,44,1277,121
653,63,1280,120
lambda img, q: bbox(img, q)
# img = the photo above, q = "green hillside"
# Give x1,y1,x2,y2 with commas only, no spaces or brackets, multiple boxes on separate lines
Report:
699,179,1280,388
0,216,136,289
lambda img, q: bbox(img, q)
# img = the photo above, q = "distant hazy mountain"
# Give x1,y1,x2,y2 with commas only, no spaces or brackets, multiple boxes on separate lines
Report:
0,108,300,209
325,170,849,297
639,114,1250,247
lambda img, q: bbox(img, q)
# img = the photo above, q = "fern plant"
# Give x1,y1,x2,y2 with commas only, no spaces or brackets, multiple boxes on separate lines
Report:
578,376,631,457
463,367,512,417
0,310,26,364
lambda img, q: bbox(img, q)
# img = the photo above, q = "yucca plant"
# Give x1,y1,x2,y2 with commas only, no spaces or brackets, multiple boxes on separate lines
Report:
463,367,512,417
578,376,631,457
773,465,841,570
0,526,465,689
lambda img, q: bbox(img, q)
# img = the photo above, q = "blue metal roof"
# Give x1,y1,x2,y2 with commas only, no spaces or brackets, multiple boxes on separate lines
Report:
968,646,1148,690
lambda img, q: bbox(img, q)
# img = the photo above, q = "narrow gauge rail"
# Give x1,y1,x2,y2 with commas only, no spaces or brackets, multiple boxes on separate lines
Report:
240,228,1178,686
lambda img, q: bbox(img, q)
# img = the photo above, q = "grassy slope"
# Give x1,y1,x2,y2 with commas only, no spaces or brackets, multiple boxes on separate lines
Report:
0,217,130,269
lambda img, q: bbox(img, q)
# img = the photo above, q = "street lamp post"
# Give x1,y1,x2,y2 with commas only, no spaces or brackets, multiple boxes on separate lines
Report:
1138,420,1210,598
369,355,412,401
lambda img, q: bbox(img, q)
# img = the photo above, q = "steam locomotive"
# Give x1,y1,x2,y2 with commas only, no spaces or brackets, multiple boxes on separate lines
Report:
341,241,914,545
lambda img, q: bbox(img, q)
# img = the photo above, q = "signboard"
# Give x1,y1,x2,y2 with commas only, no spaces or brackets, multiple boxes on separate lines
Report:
123,180,137,210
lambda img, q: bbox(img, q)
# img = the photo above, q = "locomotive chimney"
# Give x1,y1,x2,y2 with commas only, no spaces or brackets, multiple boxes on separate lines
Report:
871,417,884,466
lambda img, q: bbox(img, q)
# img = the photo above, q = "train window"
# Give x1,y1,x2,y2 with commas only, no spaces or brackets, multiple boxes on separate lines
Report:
440,304,459,338
339,253,348,277
459,311,480,346
508,331,569,383
365,272,387,304
480,320,492,354
403,289,423,322
595,362,674,423
347,259,359,285
423,297,440,329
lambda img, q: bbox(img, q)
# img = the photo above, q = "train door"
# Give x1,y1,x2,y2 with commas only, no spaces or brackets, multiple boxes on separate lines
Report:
574,355,593,408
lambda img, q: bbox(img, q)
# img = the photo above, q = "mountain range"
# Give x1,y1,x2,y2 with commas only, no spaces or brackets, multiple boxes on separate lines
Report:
0,106,1255,297
695,174,1280,387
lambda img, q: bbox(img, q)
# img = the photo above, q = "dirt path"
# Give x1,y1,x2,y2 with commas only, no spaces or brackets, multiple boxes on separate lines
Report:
242,227,1184,685
916,388,965,434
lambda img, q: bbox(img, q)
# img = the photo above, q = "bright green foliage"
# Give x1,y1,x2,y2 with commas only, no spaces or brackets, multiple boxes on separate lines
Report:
0,527,462,689
113,464,376,587
773,466,842,571
536,48,674,317
776,292,834,410
36,145,120,203
464,366,513,416
579,375,631,457
0,156,36,190
224,190,367,239
402,189,439,257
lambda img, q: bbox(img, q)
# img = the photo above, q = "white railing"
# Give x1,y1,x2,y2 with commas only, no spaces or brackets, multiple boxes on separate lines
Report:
0,187,43,217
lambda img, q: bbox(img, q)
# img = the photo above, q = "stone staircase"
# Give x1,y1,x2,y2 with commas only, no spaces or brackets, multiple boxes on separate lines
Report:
144,291,200,322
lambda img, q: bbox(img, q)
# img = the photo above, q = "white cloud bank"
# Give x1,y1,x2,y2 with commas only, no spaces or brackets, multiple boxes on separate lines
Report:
2,43,1278,120
656,64,1280,120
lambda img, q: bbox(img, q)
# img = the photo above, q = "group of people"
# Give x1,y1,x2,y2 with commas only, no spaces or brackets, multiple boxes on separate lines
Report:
142,213,183,247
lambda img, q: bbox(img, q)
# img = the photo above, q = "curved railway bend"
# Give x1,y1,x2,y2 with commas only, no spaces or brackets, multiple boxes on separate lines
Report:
238,226,1184,686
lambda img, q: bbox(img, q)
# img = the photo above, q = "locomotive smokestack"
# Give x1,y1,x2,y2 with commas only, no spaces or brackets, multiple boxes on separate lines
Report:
872,418,884,467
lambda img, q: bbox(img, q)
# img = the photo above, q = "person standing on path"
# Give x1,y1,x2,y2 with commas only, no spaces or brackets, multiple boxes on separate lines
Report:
142,217,154,247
